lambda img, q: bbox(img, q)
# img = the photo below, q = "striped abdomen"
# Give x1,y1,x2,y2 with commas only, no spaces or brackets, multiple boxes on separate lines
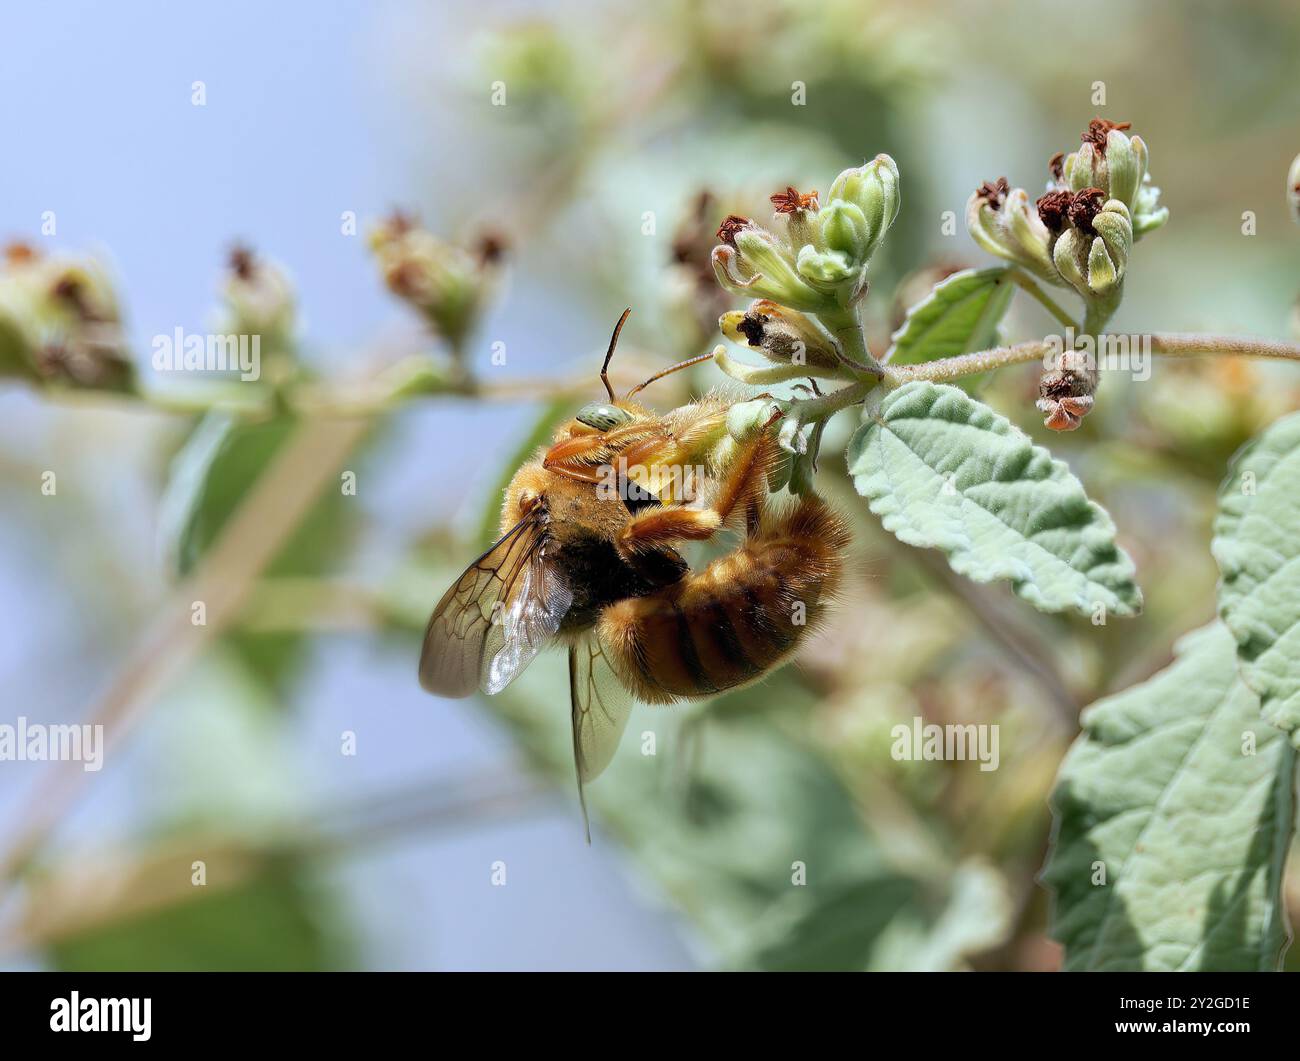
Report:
597,497,849,703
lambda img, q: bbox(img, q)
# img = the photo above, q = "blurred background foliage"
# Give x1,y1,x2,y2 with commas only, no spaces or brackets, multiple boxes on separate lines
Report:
2,0,1300,971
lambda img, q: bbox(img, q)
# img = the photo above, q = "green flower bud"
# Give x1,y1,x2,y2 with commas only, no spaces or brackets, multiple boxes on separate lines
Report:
1052,198,1131,299
369,212,504,352
1086,233,1118,292
726,396,787,441
795,244,856,285
788,420,824,496
223,246,297,342
966,179,1059,284
1132,178,1169,237
1057,119,1166,241
1090,200,1132,273
711,223,829,313
0,258,40,382
824,154,900,265
0,244,134,391
717,396,794,492
819,201,870,259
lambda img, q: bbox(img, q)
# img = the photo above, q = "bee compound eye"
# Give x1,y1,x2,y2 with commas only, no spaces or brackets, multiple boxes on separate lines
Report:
575,402,633,431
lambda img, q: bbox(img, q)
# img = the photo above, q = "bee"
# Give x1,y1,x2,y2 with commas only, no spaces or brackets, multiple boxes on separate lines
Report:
419,310,849,838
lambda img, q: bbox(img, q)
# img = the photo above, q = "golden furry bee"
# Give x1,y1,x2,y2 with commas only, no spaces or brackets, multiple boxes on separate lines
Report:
419,310,848,836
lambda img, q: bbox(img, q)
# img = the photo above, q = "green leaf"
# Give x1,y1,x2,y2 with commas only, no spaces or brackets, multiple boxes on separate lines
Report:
1043,623,1295,971
1212,410,1300,746
847,381,1141,617
886,267,1014,366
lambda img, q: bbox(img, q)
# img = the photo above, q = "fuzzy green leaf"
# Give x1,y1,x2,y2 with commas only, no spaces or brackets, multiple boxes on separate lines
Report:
1044,623,1295,971
847,381,1141,617
1212,410,1300,747
886,267,1014,366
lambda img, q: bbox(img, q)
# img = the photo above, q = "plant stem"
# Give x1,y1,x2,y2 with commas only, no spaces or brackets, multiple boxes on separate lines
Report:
883,340,1053,386
1008,270,1079,333
884,332,1300,389
817,302,883,376
1146,333,1300,363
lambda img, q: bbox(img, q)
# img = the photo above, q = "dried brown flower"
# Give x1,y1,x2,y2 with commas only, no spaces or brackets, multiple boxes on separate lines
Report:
716,214,753,246
975,177,1011,211
1036,190,1074,233
770,186,819,214
1066,187,1106,235
1080,118,1131,157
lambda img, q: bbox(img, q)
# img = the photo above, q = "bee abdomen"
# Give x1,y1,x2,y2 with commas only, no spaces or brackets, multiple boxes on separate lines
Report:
599,497,849,702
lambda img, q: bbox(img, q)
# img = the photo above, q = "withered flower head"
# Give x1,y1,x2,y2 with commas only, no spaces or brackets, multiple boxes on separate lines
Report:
384,209,417,237
975,177,1011,210
1066,187,1107,235
1037,353,1098,432
1048,151,1065,182
1081,118,1131,156
770,186,819,214
1036,189,1074,233
716,214,754,247
50,274,98,321
475,231,508,266
229,244,256,281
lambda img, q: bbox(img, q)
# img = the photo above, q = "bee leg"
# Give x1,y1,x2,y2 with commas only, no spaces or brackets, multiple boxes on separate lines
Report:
544,429,674,485
617,427,777,553
618,506,724,553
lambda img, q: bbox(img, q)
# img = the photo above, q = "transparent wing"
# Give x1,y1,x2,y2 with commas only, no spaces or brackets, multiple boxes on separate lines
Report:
568,634,636,842
484,546,573,694
419,515,570,697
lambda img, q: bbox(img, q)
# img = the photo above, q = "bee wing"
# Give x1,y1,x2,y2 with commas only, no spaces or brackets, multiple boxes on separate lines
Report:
568,635,636,842
419,515,572,697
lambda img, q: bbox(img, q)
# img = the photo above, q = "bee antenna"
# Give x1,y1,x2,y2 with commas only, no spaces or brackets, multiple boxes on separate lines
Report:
624,350,716,399
600,308,632,402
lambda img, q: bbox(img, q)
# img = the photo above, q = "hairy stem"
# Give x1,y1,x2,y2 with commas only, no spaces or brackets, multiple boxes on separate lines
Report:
817,302,883,375
793,331,1300,429
883,340,1053,386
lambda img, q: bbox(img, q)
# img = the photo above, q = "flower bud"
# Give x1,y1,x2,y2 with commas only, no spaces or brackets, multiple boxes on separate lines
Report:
823,154,900,266
369,212,504,352
1051,196,1132,300
222,245,296,344
0,244,133,391
711,221,829,313
788,421,823,495
1058,119,1166,240
819,201,869,259
966,178,1059,284
723,397,792,491
795,244,856,285
719,299,842,372
0,250,41,382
